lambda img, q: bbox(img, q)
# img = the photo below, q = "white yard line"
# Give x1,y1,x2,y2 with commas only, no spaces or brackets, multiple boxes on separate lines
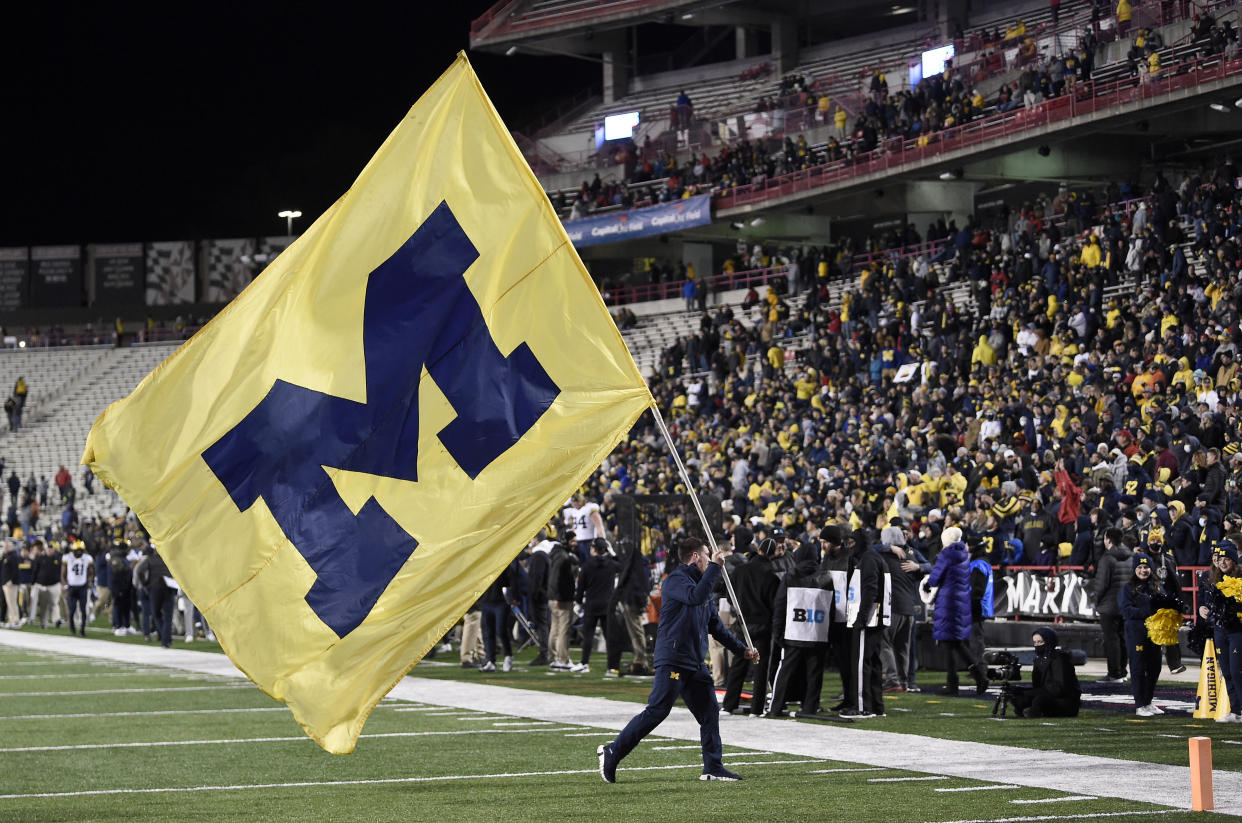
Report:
0,707,287,721
934,813,1174,823
0,726,583,752
1010,796,1100,805
491,720,554,727
0,672,181,680
0,759,826,799
651,744,702,751
868,775,949,782
808,767,888,774
1,629,1237,815
0,685,252,697
935,785,1023,792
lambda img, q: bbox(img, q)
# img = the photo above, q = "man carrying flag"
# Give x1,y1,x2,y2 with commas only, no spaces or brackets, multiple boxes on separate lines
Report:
598,536,758,783
82,53,654,754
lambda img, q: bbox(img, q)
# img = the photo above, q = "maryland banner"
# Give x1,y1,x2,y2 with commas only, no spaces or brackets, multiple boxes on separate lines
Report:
83,53,653,753
1194,639,1232,720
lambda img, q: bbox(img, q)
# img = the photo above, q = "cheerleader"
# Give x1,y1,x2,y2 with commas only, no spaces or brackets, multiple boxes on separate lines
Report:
1119,552,1180,716
1197,541,1242,723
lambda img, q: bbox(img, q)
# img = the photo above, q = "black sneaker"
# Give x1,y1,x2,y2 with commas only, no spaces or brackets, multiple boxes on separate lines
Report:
700,767,742,781
529,654,549,666
597,743,618,783
1170,665,1187,675
839,707,875,719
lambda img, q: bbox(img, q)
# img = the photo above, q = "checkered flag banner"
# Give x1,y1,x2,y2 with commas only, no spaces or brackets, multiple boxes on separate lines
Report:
145,241,196,305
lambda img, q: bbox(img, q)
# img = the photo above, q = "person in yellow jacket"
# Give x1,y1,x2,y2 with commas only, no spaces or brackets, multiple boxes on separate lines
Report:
767,344,785,372
971,335,997,366
794,370,817,402
834,105,848,137
1117,0,1132,29
1171,357,1195,392
1105,300,1122,329
1147,49,1161,79
1080,235,1102,267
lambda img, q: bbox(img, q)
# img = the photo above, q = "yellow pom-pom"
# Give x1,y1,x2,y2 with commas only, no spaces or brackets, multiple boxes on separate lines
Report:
1216,576,1242,603
1145,608,1182,646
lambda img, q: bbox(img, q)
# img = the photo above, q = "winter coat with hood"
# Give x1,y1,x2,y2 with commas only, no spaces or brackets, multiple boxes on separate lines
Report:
1092,541,1132,615
927,536,972,642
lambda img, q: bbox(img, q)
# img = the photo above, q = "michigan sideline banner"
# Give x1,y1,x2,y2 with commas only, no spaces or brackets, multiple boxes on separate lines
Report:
564,194,711,247
83,53,653,754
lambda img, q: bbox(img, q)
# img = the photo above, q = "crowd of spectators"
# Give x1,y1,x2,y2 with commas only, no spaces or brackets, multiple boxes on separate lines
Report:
553,2,1240,224
586,162,1242,588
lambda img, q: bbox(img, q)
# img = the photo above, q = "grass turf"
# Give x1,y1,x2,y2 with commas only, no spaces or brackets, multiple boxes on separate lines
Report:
0,629,1239,822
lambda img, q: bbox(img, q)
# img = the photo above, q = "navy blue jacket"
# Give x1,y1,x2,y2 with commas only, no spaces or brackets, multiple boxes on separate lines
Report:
653,562,746,670
928,542,972,642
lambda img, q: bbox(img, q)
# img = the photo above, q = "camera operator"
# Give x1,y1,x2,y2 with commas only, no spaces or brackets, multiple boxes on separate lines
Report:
1009,628,1081,718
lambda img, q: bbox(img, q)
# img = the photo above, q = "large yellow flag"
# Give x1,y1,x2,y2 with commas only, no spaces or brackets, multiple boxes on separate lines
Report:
82,53,652,753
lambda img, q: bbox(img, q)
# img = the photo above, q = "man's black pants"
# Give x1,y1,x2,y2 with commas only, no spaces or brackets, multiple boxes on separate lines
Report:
721,631,771,713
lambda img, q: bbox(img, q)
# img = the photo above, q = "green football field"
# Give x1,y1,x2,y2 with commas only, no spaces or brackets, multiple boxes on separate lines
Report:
0,632,1240,823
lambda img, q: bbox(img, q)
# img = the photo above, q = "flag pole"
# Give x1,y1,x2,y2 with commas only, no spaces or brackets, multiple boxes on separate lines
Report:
648,402,755,651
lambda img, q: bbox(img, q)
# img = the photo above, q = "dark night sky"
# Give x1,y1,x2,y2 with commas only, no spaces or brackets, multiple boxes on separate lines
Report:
0,4,593,246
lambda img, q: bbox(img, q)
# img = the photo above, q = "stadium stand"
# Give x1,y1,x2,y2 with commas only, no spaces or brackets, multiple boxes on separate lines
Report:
0,344,177,522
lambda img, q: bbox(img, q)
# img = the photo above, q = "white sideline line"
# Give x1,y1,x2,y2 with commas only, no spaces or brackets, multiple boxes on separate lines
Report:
722,751,777,757
0,726,583,753
651,745,700,751
562,732,613,737
0,707,286,721
0,759,827,799
868,775,948,783
935,784,1022,792
1011,796,1099,805
393,707,444,713
933,812,1174,823
0,685,251,697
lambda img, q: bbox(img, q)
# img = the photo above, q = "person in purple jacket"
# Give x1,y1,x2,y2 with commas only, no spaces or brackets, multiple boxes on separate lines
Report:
925,526,986,695
598,536,758,783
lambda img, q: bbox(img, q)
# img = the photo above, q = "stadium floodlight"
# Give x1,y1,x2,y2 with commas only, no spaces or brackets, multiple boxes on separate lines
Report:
1210,102,1231,113
278,210,303,236
749,217,764,227
1234,97,1242,109
939,171,955,180
681,12,694,19
505,46,518,57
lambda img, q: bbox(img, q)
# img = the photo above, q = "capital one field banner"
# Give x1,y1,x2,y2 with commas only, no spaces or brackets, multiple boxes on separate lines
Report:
563,194,712,247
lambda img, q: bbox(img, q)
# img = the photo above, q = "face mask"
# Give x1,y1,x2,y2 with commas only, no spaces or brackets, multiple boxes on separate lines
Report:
1200,518,1208,527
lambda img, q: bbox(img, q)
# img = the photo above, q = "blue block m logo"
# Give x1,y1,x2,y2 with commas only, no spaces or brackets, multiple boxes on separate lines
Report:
203,202,560,638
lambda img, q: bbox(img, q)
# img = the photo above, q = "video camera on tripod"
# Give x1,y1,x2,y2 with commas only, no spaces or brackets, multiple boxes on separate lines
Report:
982,650,1022,717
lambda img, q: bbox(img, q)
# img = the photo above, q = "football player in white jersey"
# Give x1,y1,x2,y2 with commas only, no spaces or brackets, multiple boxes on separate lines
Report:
62,540,94,637
565,492,607,544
